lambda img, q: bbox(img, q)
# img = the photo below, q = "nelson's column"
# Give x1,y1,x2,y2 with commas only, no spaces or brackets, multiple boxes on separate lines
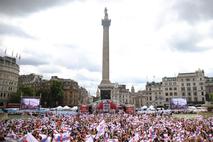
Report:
98,8,114,100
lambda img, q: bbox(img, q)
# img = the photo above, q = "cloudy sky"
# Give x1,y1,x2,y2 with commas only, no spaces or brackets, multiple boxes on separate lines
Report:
0,0,213,95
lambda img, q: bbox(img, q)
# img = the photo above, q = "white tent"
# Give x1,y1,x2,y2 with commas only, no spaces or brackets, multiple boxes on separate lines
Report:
56,106,63,110
148,105,155,110
141,105,148,109
71,106,78,111
63,106,71,110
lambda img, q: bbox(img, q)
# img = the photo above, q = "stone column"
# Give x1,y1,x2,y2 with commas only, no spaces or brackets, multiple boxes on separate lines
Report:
101,8,111,84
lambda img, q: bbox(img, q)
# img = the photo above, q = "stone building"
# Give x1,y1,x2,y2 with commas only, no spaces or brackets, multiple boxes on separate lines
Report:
162,77,178,107
18,73,42,92
111,84,131,104
0,56,19,106
177,69,206,105
145,82,163,107
18,75,89,107
144,69,207,107
132,90,147,108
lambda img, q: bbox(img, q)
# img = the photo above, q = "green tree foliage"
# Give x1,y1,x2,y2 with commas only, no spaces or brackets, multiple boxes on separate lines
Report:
37,90,50,108
18,86,36,96
50,80,64,107
9,92,20,103
209,93,213,102
9,86,36,103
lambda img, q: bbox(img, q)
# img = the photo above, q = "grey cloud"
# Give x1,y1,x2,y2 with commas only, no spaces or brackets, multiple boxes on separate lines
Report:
68,56,101,72
0,23,33,38
169,30,210,52
0,0,75,16
174,0,213,22
75,73,98,82
19,57,48,66
38,66,61,74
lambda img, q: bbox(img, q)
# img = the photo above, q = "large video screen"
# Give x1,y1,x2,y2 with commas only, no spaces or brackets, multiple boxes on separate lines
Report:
20,98,40,109
101,90,111,100
170,98,187,109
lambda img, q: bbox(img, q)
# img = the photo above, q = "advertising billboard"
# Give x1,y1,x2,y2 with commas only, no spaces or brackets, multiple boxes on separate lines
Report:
20,97,40,109
170,98,187,109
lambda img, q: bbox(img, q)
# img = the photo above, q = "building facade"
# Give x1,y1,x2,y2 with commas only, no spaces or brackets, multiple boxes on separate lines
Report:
0,56,19,105
145,82,163,107
177,70,206,105
132,90,147,108
18,73,42,92
143,69,207,107
18,75,89,107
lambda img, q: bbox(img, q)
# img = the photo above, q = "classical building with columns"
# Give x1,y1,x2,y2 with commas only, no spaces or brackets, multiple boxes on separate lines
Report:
0,56,19,106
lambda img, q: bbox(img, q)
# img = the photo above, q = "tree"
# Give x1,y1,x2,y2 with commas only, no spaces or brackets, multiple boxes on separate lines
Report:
9,86,36,103
18,86,36,96
9,93,20,103
209,93,213,102
50,80,64,107
37,90,50,108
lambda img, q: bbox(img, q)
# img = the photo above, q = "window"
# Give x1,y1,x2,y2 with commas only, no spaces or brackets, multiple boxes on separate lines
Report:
165,93,168,96
194,92,197,96
188,92,191,96
188,97,191,101
170,92,173,96
193,87,197,91
193,83,196,86
181,87,185,91
165,88,168,91
201,92,204,96
201,86,203,90
166,98,169,101
202,97,204,101
194,97,198,102
182,92,185,96
150,97,152,101
187,83,191,86
186,78,190,81
169,87,172,90
174,87,177,90
174,92,177,96
187,87,191,91
181,83,184,86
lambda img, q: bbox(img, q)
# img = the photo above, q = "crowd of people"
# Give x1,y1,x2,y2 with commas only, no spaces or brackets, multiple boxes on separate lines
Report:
0,112,212,142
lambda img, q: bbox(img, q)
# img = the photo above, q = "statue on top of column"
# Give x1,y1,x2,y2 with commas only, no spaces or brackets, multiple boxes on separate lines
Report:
104,7,108,18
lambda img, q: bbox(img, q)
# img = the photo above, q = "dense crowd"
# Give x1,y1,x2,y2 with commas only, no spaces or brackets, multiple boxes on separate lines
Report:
0,112,212,142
